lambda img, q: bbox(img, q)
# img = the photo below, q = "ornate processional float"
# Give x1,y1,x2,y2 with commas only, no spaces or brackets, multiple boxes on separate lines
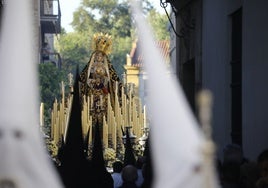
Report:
48,33,149,162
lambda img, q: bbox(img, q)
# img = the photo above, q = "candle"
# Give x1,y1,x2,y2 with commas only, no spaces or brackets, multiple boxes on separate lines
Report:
115,81,118,94
90,95,93,108
40,102,44,127
144,105,147,128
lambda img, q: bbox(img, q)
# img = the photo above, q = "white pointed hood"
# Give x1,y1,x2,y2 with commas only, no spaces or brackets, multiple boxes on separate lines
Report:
130,1,220,188
0,1,62,187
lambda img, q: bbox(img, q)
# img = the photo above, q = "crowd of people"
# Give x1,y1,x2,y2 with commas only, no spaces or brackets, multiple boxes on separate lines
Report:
106,144,268,188
214,144,268,188
111,156,149,188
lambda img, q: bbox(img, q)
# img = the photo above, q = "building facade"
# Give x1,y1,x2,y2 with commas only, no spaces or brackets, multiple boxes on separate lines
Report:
40,0,61,67
168,0,268,161
124,40,170,106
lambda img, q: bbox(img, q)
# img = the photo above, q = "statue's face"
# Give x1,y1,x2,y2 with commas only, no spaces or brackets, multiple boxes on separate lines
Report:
95,52,104,62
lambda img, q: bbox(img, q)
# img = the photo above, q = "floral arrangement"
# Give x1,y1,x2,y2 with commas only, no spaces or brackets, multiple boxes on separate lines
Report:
104,148,117,167
45,138,58,159
104,148,116,160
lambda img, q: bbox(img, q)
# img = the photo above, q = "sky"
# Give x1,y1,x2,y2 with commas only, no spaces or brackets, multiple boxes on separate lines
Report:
60,0,168,33
60,0,82,32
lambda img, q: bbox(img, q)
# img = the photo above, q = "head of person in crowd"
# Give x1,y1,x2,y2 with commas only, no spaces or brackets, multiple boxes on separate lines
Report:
113,161,123,173
112,161,124,188
121,165,138,184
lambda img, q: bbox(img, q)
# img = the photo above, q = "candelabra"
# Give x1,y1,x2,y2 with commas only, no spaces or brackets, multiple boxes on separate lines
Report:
122,126,136,145
138,127,149,149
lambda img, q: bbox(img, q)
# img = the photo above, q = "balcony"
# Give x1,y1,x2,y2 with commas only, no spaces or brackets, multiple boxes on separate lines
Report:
40,0,61,34
41,51,62,68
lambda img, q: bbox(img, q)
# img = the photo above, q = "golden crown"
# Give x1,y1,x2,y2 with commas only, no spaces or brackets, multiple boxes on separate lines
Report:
92,33,112,55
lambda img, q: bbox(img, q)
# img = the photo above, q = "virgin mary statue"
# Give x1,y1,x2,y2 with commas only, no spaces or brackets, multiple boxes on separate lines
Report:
79,33,121,123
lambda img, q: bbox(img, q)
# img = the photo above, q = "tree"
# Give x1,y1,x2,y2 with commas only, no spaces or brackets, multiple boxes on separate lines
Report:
147,10,170,40
72,7,96,32
72,0,132,37
39,63,66,125
55,31,91,75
